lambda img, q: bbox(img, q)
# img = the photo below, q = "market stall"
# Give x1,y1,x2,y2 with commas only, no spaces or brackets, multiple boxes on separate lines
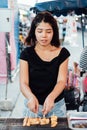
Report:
0,0,20,84
0,112,87,130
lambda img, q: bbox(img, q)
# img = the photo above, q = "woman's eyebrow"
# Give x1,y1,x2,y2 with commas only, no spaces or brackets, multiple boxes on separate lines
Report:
37,28,53,30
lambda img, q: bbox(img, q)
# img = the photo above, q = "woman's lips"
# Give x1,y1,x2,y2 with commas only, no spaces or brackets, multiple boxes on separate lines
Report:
41,40,47,43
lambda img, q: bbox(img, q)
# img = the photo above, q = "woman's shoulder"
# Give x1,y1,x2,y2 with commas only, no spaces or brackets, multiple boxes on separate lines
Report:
20,46,34,60
60,47,70,56
58,47,70,63
22,46,34,53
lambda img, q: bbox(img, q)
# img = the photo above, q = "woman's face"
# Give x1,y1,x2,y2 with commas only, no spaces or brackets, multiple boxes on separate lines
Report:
35,21,53,46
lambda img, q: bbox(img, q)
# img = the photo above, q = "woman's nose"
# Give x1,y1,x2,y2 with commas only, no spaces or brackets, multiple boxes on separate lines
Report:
42,31,46,37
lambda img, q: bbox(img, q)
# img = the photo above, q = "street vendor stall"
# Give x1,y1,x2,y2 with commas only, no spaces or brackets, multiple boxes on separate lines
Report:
0,112,87,130
0,117,70,130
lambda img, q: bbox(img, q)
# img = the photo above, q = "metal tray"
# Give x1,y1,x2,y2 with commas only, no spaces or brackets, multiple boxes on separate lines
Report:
67,112,87,130
0,117,70,130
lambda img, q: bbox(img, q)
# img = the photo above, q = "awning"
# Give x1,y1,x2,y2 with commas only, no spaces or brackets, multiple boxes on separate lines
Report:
31,0,87,16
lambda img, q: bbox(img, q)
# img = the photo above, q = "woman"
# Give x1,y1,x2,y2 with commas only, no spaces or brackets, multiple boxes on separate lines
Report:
20,11,70,117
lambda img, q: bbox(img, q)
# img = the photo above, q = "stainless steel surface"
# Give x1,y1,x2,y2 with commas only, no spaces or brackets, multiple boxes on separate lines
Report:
0,118,70,130
67,112,87,130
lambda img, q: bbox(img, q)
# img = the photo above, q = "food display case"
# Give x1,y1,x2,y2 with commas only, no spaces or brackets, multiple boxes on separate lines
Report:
67,112,87,130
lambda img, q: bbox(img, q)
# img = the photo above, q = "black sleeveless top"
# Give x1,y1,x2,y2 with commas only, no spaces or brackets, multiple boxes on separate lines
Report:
20,46,70,105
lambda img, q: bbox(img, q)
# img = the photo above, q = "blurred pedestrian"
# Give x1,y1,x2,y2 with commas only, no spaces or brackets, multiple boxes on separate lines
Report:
79,46,87,76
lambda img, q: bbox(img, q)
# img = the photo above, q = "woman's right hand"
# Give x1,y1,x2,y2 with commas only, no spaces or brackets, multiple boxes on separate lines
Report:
27,95,39,113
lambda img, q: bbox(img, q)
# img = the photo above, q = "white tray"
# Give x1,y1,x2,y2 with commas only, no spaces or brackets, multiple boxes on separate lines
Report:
67,112,87,130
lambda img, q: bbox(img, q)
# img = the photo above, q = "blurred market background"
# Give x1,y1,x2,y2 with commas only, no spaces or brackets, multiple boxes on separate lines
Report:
0,0,87,118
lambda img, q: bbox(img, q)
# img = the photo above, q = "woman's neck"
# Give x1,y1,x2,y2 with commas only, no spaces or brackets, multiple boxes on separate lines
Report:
35,43,53,51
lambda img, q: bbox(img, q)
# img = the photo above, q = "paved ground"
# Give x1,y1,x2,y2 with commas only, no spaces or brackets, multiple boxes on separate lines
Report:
0,72,25,118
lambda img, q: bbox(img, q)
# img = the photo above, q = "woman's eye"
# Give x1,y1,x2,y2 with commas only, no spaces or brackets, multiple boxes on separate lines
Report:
37,30,52,33
37,31,42,33
47,31,51,33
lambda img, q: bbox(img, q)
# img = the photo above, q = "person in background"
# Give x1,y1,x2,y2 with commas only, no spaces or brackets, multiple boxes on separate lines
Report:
19,15,30,43
79,46,87,77
20,11,70,118
79,46,87,111
62,18,67,42
73,62,80,76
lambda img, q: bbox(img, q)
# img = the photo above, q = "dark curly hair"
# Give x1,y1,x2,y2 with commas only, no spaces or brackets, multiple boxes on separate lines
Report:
25,11,60,47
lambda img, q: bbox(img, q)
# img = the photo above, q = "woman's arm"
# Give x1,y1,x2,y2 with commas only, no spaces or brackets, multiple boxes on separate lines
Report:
50,58,69,99
20,59,32,99
20,59,39,113
42,58,69,115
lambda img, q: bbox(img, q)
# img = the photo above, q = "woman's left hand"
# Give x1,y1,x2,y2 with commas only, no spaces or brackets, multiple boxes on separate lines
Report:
42,94,55,115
